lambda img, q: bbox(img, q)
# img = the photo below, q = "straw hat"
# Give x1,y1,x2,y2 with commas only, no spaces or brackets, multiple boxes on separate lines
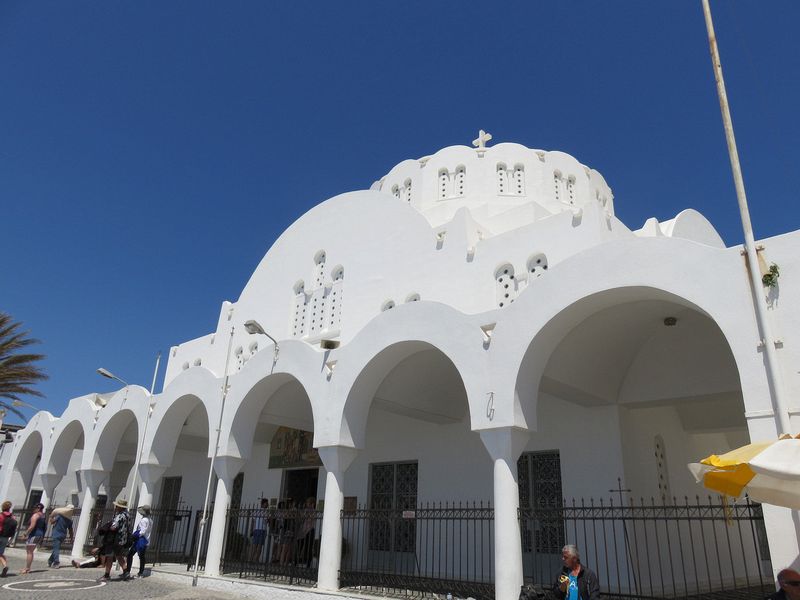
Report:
137,505,151,516
113,498,129,509
51,504,75,519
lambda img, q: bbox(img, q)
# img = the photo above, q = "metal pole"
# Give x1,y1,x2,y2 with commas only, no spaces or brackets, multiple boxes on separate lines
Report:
701,0,790,434
128,352,161,511
192,325,235,585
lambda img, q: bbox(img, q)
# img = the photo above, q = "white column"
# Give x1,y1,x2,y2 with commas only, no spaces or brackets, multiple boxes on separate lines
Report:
134,464,165,525
204,457,244,578
71,469,107,559
480,427,530,600
39,473,63,508
317,445,358,591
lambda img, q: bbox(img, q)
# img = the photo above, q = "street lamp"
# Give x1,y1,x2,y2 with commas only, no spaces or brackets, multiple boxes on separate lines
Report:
96,353,161,511
244,319,279,361
0,400,42,429
192,320,277,585
96,368,129,386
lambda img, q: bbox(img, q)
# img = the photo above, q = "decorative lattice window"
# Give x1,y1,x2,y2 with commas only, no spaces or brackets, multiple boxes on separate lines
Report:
455,166,466,197
495,263,517,308
655,435,671,504
403,179,412,203
527,253,549,278
369,462,418,552
514,164,525,195
438,169,450,200
497,163,508,195
518,451,564,554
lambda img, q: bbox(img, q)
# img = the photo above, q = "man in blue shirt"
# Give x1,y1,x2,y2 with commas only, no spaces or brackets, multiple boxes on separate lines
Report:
48,504,74,568
553,544,600,600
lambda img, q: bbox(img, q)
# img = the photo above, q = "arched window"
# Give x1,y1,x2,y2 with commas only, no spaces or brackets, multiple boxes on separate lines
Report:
527,253,549,278
455,166,466,197
655,435,671,504
496,163,508,195
513,164,525,195
494,263,517,308
438,169,451,200
553,171,562,203
403,179,412,203
567,175,576,205
381,300,396,311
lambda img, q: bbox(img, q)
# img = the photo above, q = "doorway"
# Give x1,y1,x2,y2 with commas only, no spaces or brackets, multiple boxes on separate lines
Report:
282,468,319,505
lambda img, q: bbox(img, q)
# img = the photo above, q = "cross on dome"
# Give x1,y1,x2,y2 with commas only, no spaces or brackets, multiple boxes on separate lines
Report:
472,130,492,149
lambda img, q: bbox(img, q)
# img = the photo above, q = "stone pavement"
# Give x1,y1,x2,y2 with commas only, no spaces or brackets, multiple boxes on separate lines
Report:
0,547,362,600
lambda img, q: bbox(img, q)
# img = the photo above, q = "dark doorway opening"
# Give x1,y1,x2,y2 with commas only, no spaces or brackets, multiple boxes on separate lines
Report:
283,468,319,505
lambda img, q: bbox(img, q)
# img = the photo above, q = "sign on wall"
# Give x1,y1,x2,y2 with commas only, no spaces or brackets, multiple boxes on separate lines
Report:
268,426,322,469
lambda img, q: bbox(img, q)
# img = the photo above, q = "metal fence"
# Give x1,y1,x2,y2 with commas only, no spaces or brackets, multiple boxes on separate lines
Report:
519,496,773,600
148,507,195,564
339,502,495,600
221,504,322,586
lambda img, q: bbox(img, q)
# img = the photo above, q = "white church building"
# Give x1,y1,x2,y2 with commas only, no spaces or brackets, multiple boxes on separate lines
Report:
2,135,799,600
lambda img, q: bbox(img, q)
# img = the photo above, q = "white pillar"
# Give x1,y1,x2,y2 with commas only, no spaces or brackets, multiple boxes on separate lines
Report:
39,473,63,508
71,469,107,559
317,446,359,591
134,464,165,524
204,456,244,578
480,427,530,600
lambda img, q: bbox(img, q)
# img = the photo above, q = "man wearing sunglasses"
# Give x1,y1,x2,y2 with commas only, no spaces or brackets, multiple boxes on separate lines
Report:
769,569,800,600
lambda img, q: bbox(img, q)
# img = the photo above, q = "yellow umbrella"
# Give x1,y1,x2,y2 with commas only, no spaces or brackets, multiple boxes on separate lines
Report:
688,434,800,509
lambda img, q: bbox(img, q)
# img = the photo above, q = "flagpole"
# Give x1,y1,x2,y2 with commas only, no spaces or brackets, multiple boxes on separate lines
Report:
701,0,790,434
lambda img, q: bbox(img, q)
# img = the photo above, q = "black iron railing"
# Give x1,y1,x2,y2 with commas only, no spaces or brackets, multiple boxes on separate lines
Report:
149,507,195,564
187,507,212,572
339,502,495,600
519,496,772,600
219,504,322,586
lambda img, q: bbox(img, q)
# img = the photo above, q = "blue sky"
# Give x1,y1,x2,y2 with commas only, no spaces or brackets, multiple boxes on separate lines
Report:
2,1,798,422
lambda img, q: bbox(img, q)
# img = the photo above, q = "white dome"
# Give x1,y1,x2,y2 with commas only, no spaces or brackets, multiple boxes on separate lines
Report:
373,140,614,234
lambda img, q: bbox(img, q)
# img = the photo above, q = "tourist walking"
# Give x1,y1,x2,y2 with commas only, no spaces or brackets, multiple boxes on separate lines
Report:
123,505,152,578
47,504,74,568
100,499,130,581
553,544,600,600
0,500,17,577
21,502,46,574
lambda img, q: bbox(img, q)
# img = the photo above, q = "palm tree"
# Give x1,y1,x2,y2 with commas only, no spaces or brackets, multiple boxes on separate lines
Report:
0,312,48,423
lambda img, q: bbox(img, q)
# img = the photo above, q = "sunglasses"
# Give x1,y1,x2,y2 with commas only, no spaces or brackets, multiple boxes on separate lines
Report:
784,581,800,587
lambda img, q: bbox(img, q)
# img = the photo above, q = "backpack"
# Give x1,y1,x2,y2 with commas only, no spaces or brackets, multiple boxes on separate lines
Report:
0,512,17,538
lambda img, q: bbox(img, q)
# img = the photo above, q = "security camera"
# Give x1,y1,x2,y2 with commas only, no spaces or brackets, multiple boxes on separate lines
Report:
320,339,340,350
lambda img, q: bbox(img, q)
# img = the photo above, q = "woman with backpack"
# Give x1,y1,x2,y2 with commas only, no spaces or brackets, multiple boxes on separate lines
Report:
21,502,46,574
0,500,16,577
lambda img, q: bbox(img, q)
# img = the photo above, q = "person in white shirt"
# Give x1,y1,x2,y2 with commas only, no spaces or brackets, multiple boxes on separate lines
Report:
123,505,153,578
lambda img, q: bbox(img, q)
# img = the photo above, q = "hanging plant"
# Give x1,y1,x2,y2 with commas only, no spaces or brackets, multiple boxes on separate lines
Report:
762,263,780,288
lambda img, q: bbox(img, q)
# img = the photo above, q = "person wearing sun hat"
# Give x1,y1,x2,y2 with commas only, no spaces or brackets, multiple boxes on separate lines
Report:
47,504,74,568
123,505,152,578
99,498,130,581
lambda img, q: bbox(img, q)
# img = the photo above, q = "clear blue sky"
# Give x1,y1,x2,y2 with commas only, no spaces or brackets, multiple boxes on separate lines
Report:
2,1,798,423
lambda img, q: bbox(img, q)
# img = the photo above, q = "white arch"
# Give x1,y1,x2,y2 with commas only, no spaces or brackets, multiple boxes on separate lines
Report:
80,387,148,472
142,367,218,466
219,339,327,461
486,237,771,433
325,301,489,449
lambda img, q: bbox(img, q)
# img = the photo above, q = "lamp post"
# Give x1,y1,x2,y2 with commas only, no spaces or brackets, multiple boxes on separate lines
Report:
0,400,41,429
97,353,161,510
192,319,277,585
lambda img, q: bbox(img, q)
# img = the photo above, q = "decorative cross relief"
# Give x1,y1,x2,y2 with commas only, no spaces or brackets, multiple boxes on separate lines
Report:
472,129,493,150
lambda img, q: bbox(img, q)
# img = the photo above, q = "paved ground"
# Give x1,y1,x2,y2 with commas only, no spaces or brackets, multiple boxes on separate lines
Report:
0,547,354,600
